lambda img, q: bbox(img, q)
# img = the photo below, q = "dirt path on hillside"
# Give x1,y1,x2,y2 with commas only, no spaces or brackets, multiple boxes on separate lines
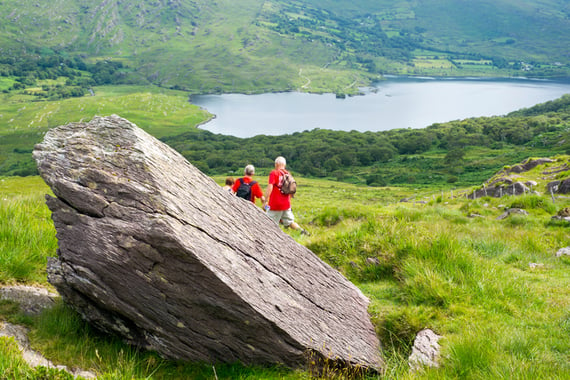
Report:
299,68,311,89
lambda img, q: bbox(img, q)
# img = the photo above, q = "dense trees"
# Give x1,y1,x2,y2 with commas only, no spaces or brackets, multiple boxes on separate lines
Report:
1,50,142,99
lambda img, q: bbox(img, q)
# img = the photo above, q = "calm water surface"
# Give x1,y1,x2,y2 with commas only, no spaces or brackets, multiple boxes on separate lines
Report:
191,77,570,138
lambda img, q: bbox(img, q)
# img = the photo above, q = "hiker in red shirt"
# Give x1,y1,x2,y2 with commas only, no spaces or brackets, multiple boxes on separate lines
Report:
263,156,309,235
232,164,265,205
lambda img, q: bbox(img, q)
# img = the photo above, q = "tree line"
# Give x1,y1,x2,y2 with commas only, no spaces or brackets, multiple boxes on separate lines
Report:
1,49,143,99
161,94,570,186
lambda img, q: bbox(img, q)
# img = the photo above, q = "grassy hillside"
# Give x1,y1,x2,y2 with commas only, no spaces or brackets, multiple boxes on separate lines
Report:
1,170,570,378
0,0,568,96
0,85,212,176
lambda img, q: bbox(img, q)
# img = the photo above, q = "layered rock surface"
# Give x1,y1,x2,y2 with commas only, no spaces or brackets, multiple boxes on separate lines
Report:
32,115,382,370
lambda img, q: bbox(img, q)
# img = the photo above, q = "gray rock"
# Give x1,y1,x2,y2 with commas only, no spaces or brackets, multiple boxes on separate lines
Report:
468,181,530,199
33,115,382,370
509,208,529,215
559,178,570,194
547,181,560,194
0,285,58,315
555,247,570,257
510,182,530,195
366,257,381,266
548,178,570,194
496,208,529,220
408,329,442,370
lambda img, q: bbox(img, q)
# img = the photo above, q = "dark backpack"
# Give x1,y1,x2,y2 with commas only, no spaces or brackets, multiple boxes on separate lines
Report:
236,178,256,200
279,171,297,195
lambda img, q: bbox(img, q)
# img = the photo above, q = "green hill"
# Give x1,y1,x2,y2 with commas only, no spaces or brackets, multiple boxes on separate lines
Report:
0,0,568,94
2,168,570,378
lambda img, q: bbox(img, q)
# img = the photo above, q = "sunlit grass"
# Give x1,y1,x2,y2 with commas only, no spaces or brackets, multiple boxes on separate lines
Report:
2,175,570,378
0,85,212,138
0,85,213,176
0,177,56,284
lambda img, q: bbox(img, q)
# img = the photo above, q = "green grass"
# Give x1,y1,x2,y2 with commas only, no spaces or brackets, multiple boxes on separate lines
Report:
0,85,212,137
2,174,570,378
0,336,79,380
0,85,212,176
0,77,15,91
0,177,57,284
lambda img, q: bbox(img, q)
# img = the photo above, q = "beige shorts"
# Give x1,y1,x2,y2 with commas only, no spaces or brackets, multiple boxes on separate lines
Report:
266,209,295,227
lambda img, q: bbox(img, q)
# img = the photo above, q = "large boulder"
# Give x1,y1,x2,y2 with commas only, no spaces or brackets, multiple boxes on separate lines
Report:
33,115,382,370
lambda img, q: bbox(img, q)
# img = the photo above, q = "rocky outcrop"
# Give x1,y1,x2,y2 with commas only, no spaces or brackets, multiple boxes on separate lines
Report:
468,157,570,199
467,182,530,199
506,158,554,174
32,115,382,370
485,158,555,189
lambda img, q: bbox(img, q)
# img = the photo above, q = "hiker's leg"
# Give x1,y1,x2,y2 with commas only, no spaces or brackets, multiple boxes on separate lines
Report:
266,210,283,225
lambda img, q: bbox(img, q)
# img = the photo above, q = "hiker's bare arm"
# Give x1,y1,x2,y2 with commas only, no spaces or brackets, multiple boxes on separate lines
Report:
264,184,273,206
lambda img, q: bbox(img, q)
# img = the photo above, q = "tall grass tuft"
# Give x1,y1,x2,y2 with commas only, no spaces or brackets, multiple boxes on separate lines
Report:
0,192,57,284
508,194,557,214
444,330,495,378
398,234,481,307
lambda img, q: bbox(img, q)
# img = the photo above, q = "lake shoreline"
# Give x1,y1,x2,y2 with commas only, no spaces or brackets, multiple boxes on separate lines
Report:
191,78,570,138
189,75,570,98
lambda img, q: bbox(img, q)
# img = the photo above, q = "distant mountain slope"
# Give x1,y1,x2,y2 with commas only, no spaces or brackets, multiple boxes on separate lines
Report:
0,0,568,93
304,0,570,58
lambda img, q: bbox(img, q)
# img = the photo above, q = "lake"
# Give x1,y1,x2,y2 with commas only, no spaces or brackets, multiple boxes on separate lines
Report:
191,77,570,138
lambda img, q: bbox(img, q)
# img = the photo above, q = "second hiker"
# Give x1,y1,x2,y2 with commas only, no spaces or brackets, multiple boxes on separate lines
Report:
232,164,265,205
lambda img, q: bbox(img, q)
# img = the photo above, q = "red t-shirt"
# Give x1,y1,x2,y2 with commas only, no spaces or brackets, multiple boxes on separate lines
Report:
268,169,291,211
232,176,263,202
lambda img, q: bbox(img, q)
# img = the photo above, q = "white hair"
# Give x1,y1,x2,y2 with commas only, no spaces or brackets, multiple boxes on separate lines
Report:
275,156,286,166
244,164,255,175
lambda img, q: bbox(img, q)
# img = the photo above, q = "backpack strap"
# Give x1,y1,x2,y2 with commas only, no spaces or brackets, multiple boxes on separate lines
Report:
239,178,256,187
277,169,287,188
